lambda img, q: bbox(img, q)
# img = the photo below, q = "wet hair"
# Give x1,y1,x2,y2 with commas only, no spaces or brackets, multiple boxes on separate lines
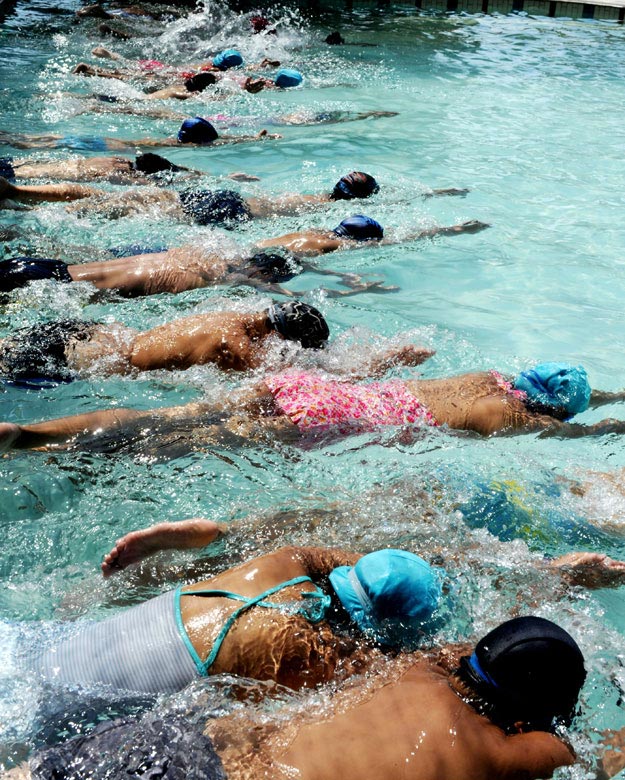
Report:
184,72,218,93
248,251,302,283
331,172,379,201
134,153,182,175
177,117,219,145
267,301,330,349
325,31,345,44
458,616,586,733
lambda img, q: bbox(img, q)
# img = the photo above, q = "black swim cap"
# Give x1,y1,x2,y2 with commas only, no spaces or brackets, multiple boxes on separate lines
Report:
267,301,329,349
331,172,379,201
325,31,345,44
460,616,586,732
249,251,302,282
134,153,182,174
178,189,252,226
178,117,219,145
184,72,218,93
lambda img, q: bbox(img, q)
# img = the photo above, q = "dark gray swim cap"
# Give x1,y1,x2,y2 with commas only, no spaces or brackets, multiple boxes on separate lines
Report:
331,172,379,201
134,153,182,174
184,72,218,92
460,616,586,732
267,301,329,349
249,252,302,282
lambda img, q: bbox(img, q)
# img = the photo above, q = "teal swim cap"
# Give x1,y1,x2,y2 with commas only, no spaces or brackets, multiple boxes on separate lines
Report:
212,49,243,70
329,549,441,649
514,362,591,417
274,68,303,88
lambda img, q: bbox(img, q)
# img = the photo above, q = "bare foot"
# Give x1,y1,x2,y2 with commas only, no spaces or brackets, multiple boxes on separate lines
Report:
102,518,223,576
0,423,21,453
552,551,625,588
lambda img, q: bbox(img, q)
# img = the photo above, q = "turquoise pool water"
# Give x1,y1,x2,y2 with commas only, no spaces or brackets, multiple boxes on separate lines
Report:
0,2,624,773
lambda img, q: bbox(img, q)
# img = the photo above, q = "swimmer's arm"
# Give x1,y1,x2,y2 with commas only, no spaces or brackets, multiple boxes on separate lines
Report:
101,517,226,576
0,402,205,451
545,552,625,589
537,418,625,438
425,187,470,198
246,193,329,217
501,731,575,777
368,345,435,377
588,389,625,408
0,177,97,203
387,219,490,244
213,129,282,145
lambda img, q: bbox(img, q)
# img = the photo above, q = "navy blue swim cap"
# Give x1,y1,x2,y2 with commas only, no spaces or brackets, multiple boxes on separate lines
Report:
331,172,379,201
212,49,243,70
178,117,219,145
274,68,303,88
333,215,383,241
267,301,329,349
184,72,218,92
460,616,586,732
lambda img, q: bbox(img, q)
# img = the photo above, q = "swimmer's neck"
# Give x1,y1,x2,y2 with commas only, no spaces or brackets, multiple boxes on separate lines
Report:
245,311,274,341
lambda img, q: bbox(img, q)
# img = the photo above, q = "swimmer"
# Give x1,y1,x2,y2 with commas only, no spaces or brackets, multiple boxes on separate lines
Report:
0,118,280,152
253,214,489,257
0,248,396,298
23,540,442,697
0,302,334,387
10,617,623,780
9,361,625,451
0,152,197,185
0,171,385,225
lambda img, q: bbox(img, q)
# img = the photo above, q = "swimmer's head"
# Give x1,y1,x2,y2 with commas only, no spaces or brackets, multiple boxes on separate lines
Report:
329,550,441,649
133,153,183,174
325,30,345,44
514,362,591,419
248,251,302,283
459,616,586,733
178,117,219,145
274,68,303,88
212,48,244,70
333,215,384,241
267,301,329,349
184,71,218,92
331,172,380,201
251,15,269,32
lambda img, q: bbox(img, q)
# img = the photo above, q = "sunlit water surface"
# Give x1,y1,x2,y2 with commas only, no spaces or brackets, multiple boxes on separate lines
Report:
0,2,624,774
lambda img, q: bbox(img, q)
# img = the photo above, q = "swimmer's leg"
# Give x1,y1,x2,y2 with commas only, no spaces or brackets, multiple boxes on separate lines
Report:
102,518,224,576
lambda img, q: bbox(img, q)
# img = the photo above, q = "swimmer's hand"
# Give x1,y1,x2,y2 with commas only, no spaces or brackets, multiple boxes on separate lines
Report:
370,345,435,377
428,187,470,198
227,172,261,182
244,77,266,94
256,129,281,140
73,62,97,76
102,518,224,577
551,551,625,589
455,219,490,233
341,280,399,295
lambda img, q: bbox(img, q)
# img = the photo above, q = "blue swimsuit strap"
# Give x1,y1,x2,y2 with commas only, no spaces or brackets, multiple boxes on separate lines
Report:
175,575,331,676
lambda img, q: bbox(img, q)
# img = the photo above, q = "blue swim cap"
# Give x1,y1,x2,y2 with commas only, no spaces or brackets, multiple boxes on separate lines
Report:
212,48,243,70
333,214,384,241
329,549,441,649
514,362,591,417
274,68,303,88
178,117,219,145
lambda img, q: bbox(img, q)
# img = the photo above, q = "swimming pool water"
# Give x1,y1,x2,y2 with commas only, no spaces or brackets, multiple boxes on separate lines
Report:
0,2,624,773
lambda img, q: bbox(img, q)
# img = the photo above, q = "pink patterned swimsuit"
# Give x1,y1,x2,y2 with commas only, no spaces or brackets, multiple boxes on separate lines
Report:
265,372,438,432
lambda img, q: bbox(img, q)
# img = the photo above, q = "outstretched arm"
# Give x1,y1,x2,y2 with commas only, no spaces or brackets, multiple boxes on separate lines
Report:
101,518,225,576
589,389,625,408
547,552,625,589
425,187,470,198
0,402,204,452
214,129,281,145
384,219,490,244
0,176,96,203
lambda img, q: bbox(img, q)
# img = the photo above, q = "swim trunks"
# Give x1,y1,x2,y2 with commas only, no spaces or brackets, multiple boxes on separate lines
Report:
0,257,72,293
265,372,438,432
0,319,95,384
59,135,108,152
0,156,15,181
30,712,227,780
178,189,252,226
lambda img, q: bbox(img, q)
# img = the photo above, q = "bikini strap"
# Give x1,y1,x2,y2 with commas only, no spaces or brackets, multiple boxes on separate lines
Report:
176,575,331,676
